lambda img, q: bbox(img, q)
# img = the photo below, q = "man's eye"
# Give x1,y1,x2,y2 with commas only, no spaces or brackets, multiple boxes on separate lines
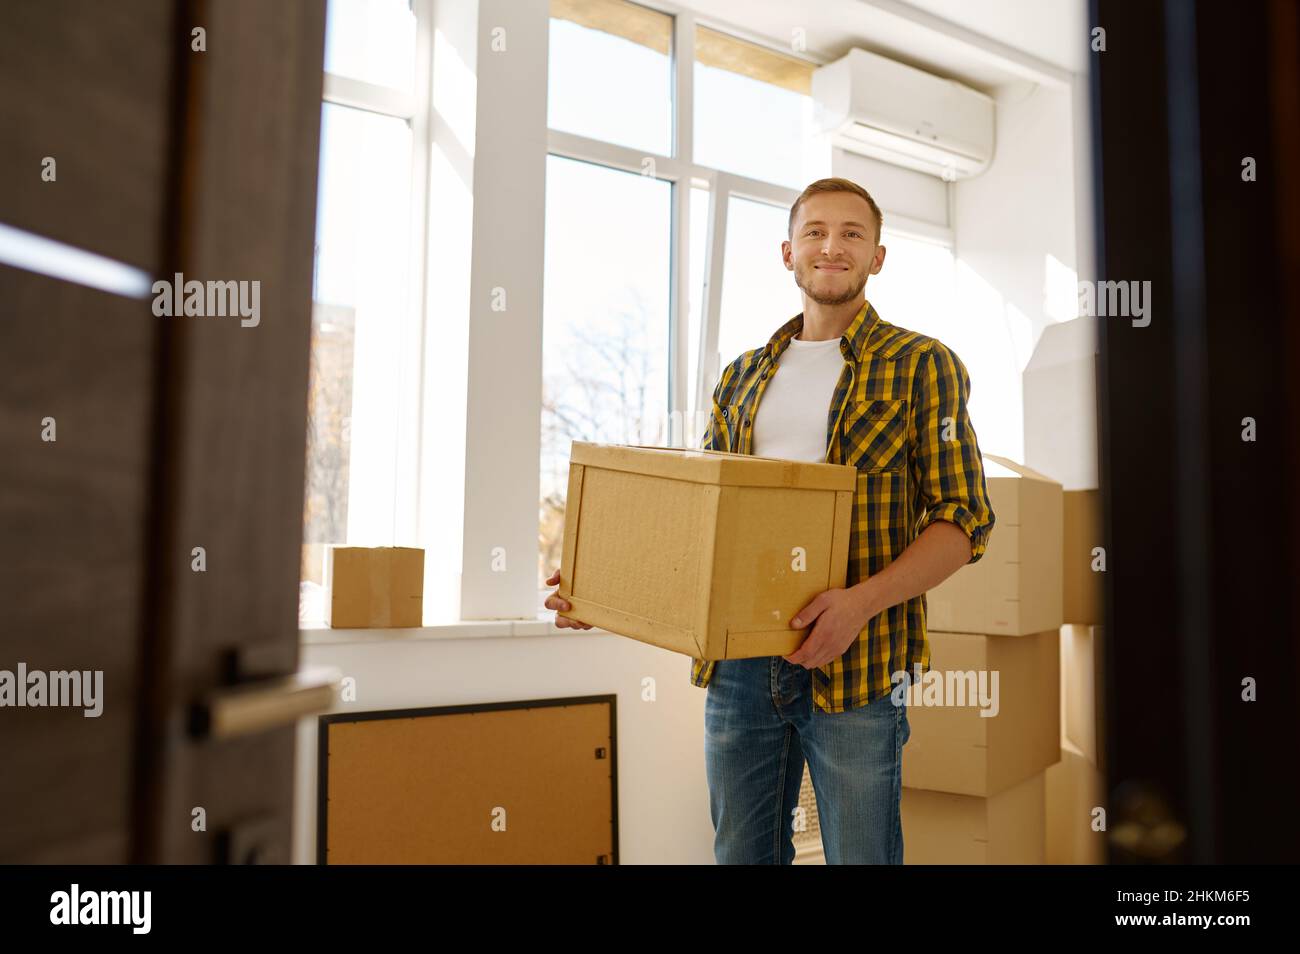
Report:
847,231,862,238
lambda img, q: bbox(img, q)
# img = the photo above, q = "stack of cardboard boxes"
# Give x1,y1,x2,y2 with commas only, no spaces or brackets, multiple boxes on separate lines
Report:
1047,488,1106,864
553,439,1108,864
902,459,1108,864
901,456,1063,864
1023,317,1108,865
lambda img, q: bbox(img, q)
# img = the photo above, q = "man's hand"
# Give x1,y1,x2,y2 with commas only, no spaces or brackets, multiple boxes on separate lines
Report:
783,583,880,670
782,522,972,670
544,569,593,630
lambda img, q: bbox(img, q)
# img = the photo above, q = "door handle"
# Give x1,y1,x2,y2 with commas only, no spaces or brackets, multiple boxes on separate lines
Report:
192,665,342,740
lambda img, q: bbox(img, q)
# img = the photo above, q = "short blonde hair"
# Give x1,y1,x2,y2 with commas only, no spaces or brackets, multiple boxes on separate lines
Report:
788,177,883,245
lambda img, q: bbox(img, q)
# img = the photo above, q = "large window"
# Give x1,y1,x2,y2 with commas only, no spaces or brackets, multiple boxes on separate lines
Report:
541,0,833,591
301,0,985,624
539,156,673,582
301,0,424,623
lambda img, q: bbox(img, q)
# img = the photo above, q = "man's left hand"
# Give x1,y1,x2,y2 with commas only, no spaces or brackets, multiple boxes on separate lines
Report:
783,584,879,670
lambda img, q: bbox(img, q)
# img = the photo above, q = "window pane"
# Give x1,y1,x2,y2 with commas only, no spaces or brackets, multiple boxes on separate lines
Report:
540,155,671,586
548,0,672,156
694,26,821,189
302,103,413,621
715,195,803,371
687,184,709,426
324,0,416,92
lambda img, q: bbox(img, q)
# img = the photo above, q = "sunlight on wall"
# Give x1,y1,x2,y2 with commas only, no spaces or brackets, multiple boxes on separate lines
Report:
1044,252,1079,324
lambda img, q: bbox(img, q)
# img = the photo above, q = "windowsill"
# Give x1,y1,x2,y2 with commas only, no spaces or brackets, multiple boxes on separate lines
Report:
299,615,610,646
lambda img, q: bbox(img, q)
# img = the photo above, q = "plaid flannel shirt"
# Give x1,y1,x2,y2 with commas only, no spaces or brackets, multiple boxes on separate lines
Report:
691,300,996,712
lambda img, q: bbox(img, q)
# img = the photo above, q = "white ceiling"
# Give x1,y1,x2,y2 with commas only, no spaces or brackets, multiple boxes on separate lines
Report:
890,0,1089,72
681,0,1089,93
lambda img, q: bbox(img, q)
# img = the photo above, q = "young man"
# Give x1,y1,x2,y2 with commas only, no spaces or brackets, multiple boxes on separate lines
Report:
693,177,995,865
547,176,994,865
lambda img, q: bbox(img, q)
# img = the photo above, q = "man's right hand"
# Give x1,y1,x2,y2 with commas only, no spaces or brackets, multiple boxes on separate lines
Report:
544,569,593,630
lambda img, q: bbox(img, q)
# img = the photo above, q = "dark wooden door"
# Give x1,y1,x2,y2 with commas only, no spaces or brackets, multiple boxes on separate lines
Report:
0,0,329,863
1091,0,1300,862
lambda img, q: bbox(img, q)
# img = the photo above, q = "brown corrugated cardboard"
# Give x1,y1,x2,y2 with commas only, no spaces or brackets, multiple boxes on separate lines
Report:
1063,489,1104,625
925,454,1063,636
1045,740,1106,864
557,441,856,660
1060,623,1105,767
325,546,424,628
902,772,1046,864
902,628,1060,797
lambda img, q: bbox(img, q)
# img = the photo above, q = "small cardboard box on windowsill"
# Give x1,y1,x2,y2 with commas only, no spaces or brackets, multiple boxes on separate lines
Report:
557,441,856,660
324,546,424,629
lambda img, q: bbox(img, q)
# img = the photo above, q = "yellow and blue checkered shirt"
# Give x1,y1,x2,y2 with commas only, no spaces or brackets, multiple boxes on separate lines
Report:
690,300,996,712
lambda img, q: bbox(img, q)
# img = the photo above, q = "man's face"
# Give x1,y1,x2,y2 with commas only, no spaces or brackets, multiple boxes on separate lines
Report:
783,192,885,306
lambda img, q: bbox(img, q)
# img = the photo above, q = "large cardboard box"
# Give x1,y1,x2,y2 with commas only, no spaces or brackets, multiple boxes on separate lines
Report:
324,546,424,628
1060,623,1106,767
1045,740,1106,864
902,772,1046,864
925,455,1063,636
1064,489,1104,625
902,628,1060,797
557,442,856,660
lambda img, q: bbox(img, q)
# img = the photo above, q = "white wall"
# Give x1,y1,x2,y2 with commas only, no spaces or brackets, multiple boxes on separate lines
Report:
1023,315,1099,489
830,80,1083,466
292,626,716,864
832,147,950,231
951,81,1080,462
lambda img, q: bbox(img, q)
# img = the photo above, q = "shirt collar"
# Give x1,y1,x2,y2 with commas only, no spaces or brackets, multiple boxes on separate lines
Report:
764,299,880,364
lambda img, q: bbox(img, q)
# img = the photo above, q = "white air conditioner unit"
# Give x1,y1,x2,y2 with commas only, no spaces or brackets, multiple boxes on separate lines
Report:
812,48,994,181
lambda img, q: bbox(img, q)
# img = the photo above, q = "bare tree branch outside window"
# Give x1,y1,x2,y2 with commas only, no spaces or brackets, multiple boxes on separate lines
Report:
540,290,668,587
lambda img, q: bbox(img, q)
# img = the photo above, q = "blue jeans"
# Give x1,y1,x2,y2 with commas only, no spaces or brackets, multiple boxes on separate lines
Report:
704,656,910,864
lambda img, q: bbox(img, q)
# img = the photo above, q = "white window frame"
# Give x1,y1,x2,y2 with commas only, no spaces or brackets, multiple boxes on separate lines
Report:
544,1,957,446
544,2,832,449
311,0,964,624
534,2,826,615
317,0,435,548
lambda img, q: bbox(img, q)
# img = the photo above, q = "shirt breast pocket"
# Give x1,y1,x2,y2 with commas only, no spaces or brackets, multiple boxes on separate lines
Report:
710,403,742,452
843,398,908,473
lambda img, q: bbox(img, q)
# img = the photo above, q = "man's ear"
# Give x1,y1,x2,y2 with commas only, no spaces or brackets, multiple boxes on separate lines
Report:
871,244,886,275
781,239,794,269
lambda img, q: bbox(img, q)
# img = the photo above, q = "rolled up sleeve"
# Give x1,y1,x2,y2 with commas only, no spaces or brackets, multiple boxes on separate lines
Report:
910,341,996,564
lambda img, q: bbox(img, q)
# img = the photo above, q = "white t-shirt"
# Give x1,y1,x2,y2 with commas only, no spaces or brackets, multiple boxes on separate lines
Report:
751,334,844,463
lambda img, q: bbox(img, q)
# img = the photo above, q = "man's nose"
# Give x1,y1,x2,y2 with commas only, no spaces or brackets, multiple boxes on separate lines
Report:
820,235,843,258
